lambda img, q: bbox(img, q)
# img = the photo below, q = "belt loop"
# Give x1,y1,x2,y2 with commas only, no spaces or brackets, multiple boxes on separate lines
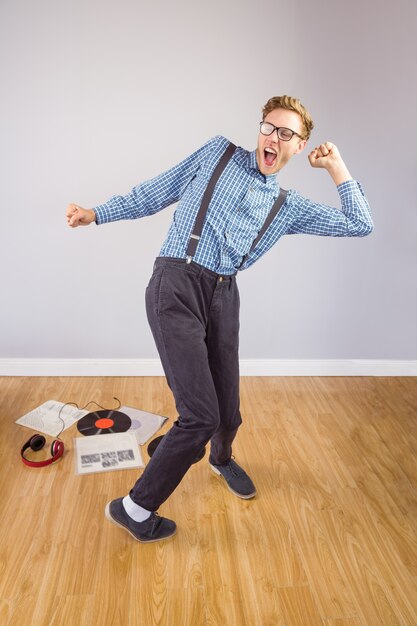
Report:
198,264,204,280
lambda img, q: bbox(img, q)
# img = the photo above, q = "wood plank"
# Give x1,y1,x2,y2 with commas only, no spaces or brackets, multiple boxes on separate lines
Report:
320,487,417,625
278,585,323,626
276,485,358,619
323,617,365,626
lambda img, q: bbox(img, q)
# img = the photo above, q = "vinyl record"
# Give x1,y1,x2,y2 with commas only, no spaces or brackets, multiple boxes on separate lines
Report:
77,409,131,436
147,435,206,464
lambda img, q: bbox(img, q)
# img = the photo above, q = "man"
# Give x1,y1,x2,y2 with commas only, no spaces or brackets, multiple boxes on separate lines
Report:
66,95,373,543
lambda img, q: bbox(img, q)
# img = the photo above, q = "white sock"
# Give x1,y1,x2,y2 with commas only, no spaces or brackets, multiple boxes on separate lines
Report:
122,495,152,522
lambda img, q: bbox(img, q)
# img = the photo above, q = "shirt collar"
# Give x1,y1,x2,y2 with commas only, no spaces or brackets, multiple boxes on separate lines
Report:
248,149,279,190
248,148,259,172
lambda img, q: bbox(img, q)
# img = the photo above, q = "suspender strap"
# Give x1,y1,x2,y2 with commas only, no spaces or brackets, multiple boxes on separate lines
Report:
186,142,237,263
238,187,288,269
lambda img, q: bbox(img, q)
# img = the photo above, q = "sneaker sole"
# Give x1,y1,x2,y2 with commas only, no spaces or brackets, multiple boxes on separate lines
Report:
209,464,256,499
104,502,177,543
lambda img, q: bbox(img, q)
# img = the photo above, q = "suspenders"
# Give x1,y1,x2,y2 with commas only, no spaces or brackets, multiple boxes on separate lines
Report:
185,142,288,268
186,142,237,263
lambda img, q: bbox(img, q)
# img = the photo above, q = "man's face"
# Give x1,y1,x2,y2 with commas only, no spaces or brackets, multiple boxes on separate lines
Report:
256,107,307,176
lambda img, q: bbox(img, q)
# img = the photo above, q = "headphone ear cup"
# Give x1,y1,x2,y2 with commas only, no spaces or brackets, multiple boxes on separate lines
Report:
50,439,64,458
50,440,59,456
30,434,46,452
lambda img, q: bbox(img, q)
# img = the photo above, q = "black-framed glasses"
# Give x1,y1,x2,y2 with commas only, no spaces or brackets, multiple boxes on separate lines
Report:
259,121,303,141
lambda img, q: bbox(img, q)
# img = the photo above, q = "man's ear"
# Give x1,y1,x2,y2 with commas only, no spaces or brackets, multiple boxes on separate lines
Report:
295,139,307,155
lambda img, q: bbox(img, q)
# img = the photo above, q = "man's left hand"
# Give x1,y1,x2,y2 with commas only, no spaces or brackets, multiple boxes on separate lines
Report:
308,142,352,185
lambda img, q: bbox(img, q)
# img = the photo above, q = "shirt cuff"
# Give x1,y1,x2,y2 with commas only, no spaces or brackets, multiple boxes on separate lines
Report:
337,179,366,198
93,203,111,225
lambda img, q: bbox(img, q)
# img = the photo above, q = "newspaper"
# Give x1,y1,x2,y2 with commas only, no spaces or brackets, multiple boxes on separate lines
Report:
16,400,89,437
74,432,144,475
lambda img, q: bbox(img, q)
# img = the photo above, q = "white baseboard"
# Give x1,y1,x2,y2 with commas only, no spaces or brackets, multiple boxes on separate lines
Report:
0,358,416,377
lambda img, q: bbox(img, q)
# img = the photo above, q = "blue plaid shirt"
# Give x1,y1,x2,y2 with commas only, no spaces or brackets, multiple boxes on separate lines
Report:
94,135,373,275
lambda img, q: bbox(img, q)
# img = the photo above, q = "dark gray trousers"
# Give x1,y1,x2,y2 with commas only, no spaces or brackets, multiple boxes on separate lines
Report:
130,257,242,511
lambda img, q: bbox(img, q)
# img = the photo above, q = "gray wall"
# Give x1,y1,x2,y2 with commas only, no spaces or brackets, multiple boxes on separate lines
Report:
1,0,416,361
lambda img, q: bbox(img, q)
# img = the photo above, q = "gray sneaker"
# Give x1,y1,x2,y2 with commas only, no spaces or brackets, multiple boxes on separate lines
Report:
210,459,256,499
105,498,176,543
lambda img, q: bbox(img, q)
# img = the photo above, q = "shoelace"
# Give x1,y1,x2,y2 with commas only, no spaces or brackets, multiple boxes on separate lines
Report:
226,458,242,478
150,513,162,534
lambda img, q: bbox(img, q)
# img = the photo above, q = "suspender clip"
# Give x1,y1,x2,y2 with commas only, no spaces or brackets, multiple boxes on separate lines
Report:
186,256,193,264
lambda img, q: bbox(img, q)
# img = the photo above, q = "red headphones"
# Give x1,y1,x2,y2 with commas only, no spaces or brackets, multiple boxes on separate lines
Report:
21,434,64,467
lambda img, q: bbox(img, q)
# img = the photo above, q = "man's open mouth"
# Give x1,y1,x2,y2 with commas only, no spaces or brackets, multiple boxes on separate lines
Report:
264,147,277,167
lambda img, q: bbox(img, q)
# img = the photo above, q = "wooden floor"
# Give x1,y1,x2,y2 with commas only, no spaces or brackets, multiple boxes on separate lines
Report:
1,376,417,626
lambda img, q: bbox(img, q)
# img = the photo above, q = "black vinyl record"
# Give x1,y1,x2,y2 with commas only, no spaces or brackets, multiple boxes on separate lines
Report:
77,409,131,436
147,435,205,464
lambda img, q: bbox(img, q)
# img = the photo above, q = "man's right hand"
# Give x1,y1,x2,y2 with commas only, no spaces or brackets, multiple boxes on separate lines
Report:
66,204,96,227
